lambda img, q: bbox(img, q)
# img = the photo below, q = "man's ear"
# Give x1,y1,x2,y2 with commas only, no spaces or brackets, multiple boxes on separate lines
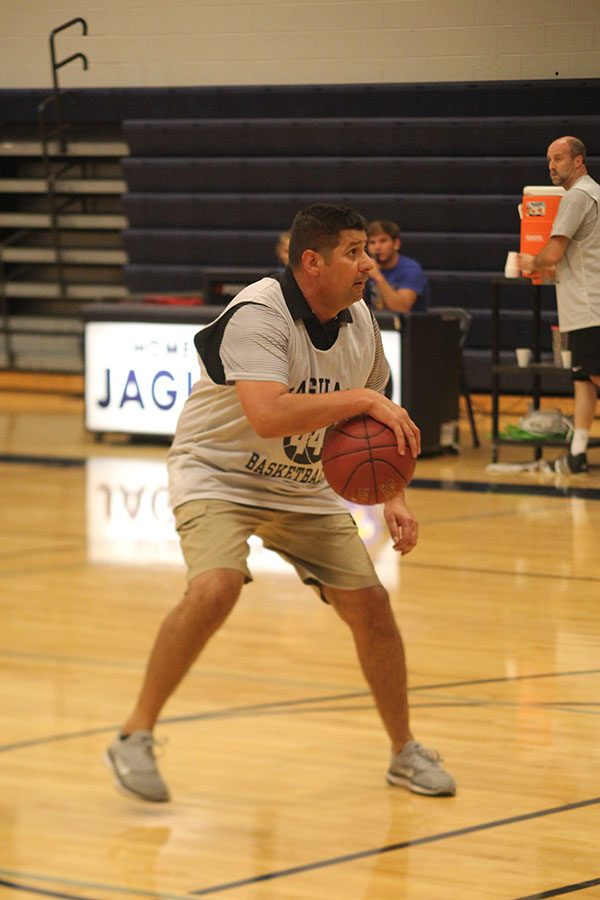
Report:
302,248,322,275
395,237,402,252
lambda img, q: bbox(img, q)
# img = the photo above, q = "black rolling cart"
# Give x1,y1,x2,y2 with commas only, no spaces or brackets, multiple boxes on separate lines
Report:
490,276,600,464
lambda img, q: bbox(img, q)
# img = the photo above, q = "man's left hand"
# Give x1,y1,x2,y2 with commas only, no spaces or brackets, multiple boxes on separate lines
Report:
383,494,418,555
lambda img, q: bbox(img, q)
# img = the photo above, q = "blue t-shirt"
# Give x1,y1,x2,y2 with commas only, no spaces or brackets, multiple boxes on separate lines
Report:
364,255,429,311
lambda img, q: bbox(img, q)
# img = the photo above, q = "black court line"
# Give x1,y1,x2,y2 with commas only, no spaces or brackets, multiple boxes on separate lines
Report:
0,877,89,900
0,453,85,468
188,796,600,895
538,700,600,706
411,476,600,500
513,875,600,898
408,667,600,693
0,691,368,754
405,559,600,584
1,668,599,754
2,452,600,500
0,874,188,900
258,699,600,718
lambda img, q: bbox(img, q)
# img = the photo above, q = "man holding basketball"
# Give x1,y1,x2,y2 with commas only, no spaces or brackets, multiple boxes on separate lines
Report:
106,204,456,801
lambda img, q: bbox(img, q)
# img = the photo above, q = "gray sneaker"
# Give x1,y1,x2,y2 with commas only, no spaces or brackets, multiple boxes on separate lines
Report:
105,730,170,802
386,740,456,796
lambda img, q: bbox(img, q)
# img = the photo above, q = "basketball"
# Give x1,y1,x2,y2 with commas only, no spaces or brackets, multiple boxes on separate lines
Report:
321,414,416,505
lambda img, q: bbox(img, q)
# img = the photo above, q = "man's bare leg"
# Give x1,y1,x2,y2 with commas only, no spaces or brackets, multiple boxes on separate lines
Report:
123,568,245,734
325,583,455,795
325,584,412,752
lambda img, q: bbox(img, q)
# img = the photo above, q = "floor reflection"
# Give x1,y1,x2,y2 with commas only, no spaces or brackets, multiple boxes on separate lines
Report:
85,456,399,586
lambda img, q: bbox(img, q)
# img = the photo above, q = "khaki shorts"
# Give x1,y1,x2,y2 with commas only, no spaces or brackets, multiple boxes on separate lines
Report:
174,498,381,593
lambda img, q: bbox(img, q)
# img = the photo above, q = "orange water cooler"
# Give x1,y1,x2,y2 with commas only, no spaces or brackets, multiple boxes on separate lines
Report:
520,185,565,282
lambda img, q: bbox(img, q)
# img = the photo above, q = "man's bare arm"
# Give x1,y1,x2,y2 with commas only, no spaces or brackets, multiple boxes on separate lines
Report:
235,380,421,457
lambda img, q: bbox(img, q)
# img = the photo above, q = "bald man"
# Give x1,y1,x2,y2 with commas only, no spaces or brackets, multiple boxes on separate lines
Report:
520,136,600,475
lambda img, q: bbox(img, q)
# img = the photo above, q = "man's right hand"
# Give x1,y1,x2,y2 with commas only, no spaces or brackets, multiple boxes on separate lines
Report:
365,393,421,458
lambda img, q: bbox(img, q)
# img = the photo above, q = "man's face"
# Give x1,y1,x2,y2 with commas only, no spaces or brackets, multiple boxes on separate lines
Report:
318,229,373,307
367,231,400,266
547,140,582,190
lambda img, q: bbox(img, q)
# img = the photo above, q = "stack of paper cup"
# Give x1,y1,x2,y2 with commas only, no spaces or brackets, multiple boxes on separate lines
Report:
504,252,520,278
551,326,569,366
516,348,532,367
561,350,572,369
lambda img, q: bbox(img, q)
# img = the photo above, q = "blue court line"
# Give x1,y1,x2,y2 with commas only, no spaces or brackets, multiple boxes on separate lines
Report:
188,796,600,895
1,668,599,754
512,875,600,898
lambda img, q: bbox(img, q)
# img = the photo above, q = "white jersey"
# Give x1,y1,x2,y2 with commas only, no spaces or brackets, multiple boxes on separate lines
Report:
551,174,600,332
168,271,390,514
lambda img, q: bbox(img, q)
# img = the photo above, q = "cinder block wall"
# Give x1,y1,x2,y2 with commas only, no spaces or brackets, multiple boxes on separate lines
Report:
1,0,599,88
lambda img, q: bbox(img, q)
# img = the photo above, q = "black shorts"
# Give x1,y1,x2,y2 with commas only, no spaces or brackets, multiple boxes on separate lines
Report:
567,326,600,380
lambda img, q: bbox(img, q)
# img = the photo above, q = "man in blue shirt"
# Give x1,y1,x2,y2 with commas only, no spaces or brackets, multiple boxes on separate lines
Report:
365,220,429,312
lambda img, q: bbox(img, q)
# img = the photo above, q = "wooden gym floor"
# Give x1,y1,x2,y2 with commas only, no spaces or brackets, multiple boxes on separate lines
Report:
1,384,599,900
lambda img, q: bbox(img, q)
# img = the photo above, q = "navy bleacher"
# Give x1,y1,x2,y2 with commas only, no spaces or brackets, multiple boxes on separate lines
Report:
1,80,599,122
3,79,599,390
117,88,600,391
122,192,516,232
121,156,556,194
122,228,516,273
125,116,600,158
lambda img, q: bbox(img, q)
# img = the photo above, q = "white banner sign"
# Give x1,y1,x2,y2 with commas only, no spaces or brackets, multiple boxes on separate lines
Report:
85,319,401,436
85,321,202,435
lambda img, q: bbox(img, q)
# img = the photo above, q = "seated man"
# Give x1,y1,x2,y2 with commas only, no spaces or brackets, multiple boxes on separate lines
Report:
365,220,429,313
274,230,290,269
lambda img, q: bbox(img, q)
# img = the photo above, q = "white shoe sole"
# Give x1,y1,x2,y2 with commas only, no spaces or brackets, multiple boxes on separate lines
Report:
386,771,456,796
104,750,169,803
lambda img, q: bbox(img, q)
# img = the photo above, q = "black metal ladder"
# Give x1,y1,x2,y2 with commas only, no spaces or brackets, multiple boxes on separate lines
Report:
0,17,88,369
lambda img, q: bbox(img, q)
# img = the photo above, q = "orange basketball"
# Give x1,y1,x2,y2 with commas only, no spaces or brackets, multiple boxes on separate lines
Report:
321,414,416,505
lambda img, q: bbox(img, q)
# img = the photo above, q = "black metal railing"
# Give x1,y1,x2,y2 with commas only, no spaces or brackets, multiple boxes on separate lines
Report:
45,17,89,154
38,17,89,304
0,18,89,368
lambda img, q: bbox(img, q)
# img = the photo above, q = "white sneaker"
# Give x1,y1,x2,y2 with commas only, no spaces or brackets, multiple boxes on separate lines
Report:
105,730,169,802
387,740,456,796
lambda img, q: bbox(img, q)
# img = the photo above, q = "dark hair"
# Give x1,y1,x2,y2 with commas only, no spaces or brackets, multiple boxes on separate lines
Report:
566,137,587,163
366,220,400,240
289,204,367,268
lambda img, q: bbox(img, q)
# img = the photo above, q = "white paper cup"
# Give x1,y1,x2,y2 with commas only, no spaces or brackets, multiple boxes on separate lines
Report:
504,251,520,278
561,350,572,369
516,347,532,367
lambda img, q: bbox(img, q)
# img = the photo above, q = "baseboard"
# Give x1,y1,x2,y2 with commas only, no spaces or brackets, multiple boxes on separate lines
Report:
0,370,84,396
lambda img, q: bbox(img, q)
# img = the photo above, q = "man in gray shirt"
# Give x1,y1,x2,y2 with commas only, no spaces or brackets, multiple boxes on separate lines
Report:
105,204,456,803
520,136,600,474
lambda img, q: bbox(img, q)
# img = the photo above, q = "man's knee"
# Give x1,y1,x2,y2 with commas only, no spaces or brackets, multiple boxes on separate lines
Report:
181,568,245,626
325,584,393,628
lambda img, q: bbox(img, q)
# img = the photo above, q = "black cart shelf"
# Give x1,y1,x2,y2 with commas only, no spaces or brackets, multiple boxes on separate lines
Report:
490,276,600,464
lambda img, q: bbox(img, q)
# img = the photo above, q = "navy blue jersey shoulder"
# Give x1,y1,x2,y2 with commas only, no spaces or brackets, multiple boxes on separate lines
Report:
193,301,258,385
194,269,356,383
